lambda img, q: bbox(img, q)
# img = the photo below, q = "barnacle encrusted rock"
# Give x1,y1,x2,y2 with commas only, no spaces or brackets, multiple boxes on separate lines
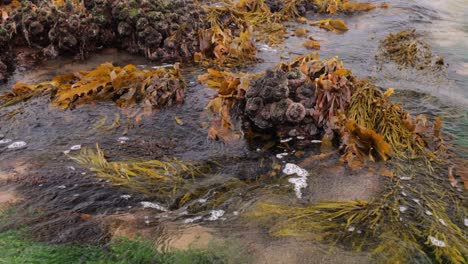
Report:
243,55,356,142
244,67,319,140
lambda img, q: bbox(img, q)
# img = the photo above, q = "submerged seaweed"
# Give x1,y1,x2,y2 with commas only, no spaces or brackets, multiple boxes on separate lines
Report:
377,30,445,70
70,145,206,200
0,63,185,111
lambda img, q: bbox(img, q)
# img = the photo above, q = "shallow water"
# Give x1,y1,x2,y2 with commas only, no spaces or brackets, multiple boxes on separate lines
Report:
0,0,467,263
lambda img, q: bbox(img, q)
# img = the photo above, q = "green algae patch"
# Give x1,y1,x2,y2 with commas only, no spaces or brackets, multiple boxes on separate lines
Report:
0,229,250,264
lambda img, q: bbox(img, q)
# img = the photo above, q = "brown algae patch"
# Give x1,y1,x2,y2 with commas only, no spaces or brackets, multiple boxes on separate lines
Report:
377,29,445,70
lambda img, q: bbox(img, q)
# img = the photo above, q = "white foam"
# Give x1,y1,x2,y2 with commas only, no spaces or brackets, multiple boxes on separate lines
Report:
7,141,27,149
207,210,225,221
280,138,293,143
120,195,131,200
184,216,202,223
118,137,129,144
429,236,447,247
283,163,309,199
464,218,468,227
438,218,447,226
140,201,168,212
276,153,288,159
258,44,276,52
70,145,81,151
399,206,408,213
425,210,433,216
198,198,207,203
0,139,12,144
311,140,322,143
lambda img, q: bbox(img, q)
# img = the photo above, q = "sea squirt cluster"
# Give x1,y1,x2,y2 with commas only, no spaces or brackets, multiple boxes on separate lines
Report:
244,56,355,143
85,0,207,60
245,68,319,140
0,0,207,74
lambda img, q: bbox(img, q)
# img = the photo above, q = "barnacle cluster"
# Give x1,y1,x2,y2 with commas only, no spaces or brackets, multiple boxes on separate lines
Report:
1,0,207,61
244,55,355,142
0,24,14,82
86,0,207,61
5,1,101,59
264,0,317,15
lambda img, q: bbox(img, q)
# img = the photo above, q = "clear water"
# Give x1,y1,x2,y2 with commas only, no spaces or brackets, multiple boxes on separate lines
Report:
0,0,466,262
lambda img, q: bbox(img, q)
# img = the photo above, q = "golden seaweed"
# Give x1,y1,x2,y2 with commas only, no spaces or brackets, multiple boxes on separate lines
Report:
70,144,205,197
0,63,185,112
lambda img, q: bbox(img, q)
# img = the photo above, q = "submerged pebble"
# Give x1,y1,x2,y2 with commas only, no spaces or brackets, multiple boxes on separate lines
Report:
283,163,309,199
7,141,27,149
140,201,168,212
428,236,447,247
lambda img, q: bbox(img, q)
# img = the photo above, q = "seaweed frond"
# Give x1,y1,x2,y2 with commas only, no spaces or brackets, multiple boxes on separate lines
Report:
0,63,185,112
70,145,205,197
